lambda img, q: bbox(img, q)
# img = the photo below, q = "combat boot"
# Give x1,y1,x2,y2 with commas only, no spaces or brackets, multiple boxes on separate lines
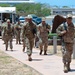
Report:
6,47,8,51
6,48,8,51
39,50,43,55
11,49,13,51
10,47,13,51
44,50,47,55
19,42,21,44
28,56,32,61
11,48,13,51
23,48,25,52
3,42,6,44
64,63,68,73
67,62,71,71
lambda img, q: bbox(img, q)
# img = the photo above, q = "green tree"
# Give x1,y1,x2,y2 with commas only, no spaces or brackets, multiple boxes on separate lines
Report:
0,4,10,7
62,6,70,8
15,3,51,17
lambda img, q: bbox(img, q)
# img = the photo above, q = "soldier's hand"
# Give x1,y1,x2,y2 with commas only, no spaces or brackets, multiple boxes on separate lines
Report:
61,30,67,35
46,29,50,32
22,38,24,42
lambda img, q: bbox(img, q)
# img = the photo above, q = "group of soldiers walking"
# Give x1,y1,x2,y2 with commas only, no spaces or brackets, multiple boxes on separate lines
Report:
1,15,50,61
1,14,75,73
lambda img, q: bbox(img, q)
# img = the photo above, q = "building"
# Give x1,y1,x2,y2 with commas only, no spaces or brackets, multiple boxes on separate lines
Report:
0,0,34,4
0,7,16,23
51,8,75,15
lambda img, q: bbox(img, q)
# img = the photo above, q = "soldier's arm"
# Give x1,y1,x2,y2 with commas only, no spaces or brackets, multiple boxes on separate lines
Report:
12,26,15,36
56,24,66,36
46,24,51,33
3,27,7,35
22,26,26,41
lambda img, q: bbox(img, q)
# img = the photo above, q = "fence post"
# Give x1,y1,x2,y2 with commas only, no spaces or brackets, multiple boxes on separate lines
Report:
73,38,75,59
53,36,57,54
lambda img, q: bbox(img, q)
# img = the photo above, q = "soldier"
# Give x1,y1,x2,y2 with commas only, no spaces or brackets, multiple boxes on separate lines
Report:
15,20,22,44
22,15,37,61
37,18,50,55
3,19,14,51
56,14,74,73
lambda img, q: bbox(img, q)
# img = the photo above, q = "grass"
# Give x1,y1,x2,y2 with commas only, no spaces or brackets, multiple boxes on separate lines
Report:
0,50,42,75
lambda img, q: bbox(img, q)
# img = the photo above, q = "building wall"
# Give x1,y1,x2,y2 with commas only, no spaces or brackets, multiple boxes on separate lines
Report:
51,8,75,15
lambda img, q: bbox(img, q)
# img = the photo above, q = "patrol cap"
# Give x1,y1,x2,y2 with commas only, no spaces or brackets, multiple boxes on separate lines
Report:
27,15,32,19
42,17,46,21
66,14,72,19
7,19,10,22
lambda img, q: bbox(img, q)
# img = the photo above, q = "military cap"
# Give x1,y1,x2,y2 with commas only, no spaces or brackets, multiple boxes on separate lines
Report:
27,15,32,19
66,14,72,19
42,17,46,21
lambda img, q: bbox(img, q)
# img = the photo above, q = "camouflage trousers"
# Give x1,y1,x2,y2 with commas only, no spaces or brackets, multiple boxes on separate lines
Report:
22,39,26,51
62,43,73,63
4,35,13,50
25,37,34,56
39,38,48,51
16,34,21,44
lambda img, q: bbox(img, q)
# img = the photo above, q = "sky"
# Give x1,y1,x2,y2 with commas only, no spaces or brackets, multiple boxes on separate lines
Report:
34,0,75,7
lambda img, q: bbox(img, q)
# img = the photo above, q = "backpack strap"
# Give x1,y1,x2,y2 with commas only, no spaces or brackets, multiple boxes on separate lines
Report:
63,22,67,31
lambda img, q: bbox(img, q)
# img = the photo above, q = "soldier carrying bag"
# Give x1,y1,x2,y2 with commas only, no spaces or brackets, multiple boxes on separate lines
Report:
58,22,67,44
58,22,67,39
62,22,73,43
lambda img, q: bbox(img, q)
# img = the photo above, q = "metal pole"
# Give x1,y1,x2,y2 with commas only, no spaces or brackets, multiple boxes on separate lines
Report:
73,38,75,59
12,13,14,23
53,36,57,54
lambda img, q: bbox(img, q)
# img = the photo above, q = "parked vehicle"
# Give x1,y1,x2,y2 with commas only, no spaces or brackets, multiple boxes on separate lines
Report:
35,18,42,25
19,16,25,23
28,14,42,25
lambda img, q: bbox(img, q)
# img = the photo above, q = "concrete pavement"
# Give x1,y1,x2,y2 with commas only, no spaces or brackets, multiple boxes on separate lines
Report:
0,39,75,75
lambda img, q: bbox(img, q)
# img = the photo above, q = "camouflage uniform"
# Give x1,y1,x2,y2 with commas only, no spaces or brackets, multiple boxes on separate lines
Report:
38,22,50,55
56,22,74,72
22,21,36,61
3,21,14,51
15,22,22,44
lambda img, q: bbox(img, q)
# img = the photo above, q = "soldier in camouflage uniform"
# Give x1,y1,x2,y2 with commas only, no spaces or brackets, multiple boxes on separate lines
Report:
15,20,22,44
3,19,14,51
22,15,37,61
56,14,74,73
37,18,50,55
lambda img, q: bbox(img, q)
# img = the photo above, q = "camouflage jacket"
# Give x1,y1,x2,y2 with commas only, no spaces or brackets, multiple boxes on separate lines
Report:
56,22,74,43
3,24,14,36
37,23,50,38
15,23,22,34
22,22,37,39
